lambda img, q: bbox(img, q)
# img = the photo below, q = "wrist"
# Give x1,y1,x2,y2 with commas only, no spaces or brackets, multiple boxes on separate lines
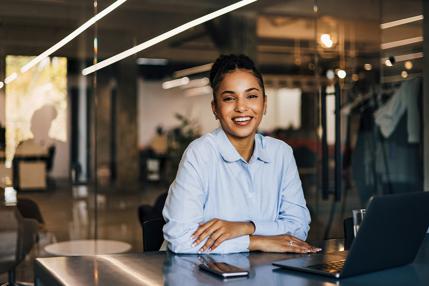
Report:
249,235,262,251
245,221,255,235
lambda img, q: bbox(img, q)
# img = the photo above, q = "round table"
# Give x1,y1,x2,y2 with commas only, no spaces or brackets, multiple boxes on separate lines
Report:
44,239,132,256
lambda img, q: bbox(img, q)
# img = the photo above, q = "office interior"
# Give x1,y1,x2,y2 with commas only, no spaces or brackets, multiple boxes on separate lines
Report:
0,0,428,284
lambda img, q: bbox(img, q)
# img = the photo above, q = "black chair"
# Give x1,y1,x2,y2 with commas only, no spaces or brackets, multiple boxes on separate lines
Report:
16,198,44,225
138,192,168,251
142,218,165,251
138,192,168,224
0,206,38,286
343,217,354,250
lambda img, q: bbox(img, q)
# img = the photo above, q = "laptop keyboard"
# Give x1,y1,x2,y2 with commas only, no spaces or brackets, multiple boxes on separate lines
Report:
307,259,346,273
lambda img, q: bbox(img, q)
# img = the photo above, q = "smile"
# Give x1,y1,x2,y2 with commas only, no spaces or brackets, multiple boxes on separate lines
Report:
232,116,252,125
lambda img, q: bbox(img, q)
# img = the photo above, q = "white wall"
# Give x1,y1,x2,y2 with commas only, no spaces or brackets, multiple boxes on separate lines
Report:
138,79,218,147
138,79,302,147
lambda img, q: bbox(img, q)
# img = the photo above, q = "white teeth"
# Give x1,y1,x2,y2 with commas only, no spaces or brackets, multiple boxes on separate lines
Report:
234,117,251,122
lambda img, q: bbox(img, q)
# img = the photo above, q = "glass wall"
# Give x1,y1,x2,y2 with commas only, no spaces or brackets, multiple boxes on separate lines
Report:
0,0,425,282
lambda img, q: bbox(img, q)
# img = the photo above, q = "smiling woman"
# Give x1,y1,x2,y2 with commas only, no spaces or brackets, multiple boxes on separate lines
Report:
162,54,320,254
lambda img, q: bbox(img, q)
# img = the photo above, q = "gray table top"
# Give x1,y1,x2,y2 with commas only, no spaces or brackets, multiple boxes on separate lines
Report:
35,236,429,286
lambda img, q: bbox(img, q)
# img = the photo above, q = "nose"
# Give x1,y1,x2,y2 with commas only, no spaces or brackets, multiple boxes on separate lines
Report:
234,97,248,112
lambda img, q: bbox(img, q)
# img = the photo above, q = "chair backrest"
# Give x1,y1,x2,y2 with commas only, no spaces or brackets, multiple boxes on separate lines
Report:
0,207,38,274
344,217,354,250
17,198,45,224
143,218,165,251
0,208,19,272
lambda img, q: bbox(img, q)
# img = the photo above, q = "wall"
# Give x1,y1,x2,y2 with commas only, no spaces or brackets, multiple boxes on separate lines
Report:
137,79,302,147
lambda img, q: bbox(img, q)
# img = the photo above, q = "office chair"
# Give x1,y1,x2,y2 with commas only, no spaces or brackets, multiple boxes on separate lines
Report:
142,218,165,251
16,199,44,225
0,207,38,286
138,192,167,251
137,192,167,224
344,217,354,250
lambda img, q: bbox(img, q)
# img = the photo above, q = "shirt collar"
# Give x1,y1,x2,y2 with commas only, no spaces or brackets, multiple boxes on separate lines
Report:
213,128,271,163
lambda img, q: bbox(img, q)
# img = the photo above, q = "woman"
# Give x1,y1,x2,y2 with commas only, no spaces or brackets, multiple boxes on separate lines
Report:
162,54,320,254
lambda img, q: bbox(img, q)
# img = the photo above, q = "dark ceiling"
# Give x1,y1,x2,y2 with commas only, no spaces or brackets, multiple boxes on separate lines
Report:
0,0,423,77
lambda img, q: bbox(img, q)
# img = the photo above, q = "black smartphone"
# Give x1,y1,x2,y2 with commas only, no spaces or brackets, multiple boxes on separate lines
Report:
199,261,249,278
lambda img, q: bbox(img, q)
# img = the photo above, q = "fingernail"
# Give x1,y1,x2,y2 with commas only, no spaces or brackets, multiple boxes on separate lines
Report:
192,243,196,248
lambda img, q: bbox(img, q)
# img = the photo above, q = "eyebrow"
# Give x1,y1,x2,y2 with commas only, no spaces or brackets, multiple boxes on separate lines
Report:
220,87,261,95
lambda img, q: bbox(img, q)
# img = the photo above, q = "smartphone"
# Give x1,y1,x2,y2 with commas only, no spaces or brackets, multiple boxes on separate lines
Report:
199,261,249,278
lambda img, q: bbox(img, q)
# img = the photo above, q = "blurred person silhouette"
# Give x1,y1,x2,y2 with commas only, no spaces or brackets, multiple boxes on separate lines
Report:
148,126,168,156
14,104,61,177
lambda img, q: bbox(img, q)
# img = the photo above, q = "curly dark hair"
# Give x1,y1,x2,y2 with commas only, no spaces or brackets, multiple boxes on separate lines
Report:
209,54,265,103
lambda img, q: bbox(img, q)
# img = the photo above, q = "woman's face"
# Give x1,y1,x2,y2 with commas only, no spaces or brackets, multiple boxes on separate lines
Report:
212,69,266,143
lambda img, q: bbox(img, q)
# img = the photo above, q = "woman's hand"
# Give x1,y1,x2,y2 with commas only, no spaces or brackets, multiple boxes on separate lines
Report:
192,219,255,252
249,234,321,253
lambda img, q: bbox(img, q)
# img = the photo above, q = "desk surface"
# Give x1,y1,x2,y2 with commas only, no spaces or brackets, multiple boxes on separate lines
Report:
35,236,429,286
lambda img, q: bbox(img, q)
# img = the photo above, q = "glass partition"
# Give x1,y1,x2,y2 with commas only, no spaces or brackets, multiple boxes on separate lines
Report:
0,0,425,282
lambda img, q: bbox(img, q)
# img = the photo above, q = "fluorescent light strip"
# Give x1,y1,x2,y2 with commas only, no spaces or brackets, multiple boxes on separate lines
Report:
381,52,423,63
82,0,258,75
381,15,423,29
180,77,210,89
162,77,190,89
174,63,213,78
4,73,18,84
20,0,128,73
381,36,423,50
137,58,169,65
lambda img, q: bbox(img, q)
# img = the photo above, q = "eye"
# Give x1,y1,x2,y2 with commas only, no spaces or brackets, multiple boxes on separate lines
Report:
247,94,258,99
223,96,236,102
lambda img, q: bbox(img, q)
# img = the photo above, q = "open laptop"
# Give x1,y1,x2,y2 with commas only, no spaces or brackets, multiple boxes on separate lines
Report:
273,192,429,279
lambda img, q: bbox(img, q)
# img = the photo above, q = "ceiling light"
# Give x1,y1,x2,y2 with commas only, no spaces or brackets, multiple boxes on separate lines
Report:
364,64,372,71
137,58,168,65
404,61,413,70
20,0,128,74
326,70,335,80
0,82,4,89
337,69,346,79
395,52,423,62
4,73,18,84
174,63,213,78
162,77,190,89
381,15,423,29
180,77,210,89
82,0,258,76
401,71,408,79
320,33,333,48
381,36,423,50
385,56,395,67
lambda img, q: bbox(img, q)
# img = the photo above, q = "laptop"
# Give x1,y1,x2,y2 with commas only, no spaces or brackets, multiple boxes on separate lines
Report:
273,192,429,279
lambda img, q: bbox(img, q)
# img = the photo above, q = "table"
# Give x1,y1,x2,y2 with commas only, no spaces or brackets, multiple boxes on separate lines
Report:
44,239,131,256
34,236,429,286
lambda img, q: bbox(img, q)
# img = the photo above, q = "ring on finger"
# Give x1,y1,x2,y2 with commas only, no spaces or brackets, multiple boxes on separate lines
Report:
289,240,294,246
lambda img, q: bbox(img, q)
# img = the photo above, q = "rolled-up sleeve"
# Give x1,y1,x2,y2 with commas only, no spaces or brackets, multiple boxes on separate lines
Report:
162,144,250,254
252,148,311,240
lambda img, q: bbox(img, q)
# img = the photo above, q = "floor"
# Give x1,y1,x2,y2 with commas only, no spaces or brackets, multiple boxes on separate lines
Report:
1,175,363,284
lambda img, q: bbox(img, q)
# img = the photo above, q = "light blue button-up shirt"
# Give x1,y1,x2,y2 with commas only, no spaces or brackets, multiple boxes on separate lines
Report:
162,128,311,254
